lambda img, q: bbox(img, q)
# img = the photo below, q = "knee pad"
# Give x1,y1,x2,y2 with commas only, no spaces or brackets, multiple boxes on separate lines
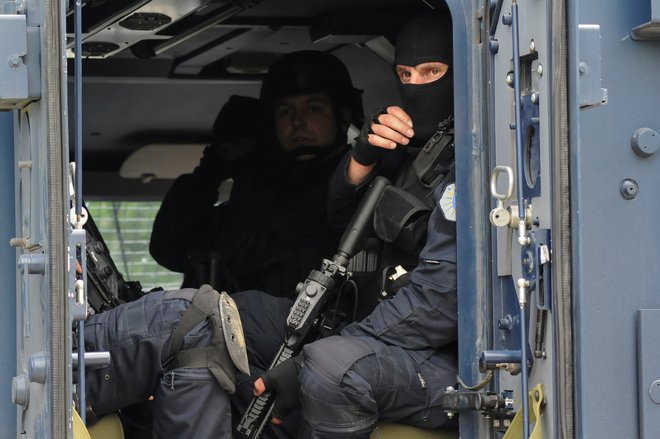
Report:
162,285,249,394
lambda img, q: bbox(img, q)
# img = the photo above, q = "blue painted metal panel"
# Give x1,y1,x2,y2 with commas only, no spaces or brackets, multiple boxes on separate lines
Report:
571,1,660,438
637,309,660,438
0,111,17,438
449,1,493,438
485,1,560,437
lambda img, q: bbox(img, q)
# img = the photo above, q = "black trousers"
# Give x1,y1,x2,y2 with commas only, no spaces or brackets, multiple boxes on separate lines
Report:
84,289,297,439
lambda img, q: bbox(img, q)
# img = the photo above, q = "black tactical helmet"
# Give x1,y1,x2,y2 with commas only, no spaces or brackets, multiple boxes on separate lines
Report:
259,50,364,127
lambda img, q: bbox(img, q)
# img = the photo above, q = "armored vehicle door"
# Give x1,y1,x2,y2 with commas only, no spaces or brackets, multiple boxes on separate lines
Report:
456,0,660,438
1,0,72,437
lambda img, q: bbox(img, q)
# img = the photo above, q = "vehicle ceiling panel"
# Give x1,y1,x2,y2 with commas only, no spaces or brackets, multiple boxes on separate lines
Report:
67,0,438,196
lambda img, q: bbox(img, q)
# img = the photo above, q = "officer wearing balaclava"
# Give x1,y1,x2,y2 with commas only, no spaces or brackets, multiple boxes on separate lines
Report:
324,11,455,287
346,12,453,185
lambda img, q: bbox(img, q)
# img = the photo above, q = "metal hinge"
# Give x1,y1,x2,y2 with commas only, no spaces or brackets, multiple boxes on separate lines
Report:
0,10,41,110
578,24,608,109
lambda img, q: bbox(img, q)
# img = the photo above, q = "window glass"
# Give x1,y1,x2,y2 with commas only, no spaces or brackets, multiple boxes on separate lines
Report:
86,201,183,290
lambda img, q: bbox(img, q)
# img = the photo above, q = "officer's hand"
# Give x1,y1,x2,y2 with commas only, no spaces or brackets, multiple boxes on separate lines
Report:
351,106,415,166
215,139,258,163
193,143,228,186
194,137,264,185
253,355,304,425
194,95,267,183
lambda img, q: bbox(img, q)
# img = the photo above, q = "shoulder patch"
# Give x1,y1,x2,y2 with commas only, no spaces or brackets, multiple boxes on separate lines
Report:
439,183,456,222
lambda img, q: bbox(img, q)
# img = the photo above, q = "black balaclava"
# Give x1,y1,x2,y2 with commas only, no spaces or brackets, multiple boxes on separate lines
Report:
395,13,453,143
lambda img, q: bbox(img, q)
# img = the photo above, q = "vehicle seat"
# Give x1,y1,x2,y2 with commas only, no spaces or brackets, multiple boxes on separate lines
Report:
76,414,459,439
87,414,125,439
370,423,459,439
73,409,125,439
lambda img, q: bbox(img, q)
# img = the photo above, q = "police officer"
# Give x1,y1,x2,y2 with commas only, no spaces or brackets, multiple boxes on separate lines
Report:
150,50,363,297
255,12,458,438
83,51,363,439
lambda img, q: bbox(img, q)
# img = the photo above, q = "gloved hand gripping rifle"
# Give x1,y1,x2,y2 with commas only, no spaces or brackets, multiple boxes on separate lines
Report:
235,176,391,439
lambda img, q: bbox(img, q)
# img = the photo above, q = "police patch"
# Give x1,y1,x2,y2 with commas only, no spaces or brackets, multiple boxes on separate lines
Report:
439,183,456,222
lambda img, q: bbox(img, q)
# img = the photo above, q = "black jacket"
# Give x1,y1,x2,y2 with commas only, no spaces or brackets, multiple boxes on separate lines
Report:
150,150,346,297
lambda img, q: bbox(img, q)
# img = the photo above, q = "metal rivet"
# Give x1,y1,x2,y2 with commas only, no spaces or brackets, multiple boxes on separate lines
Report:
505,72,514,86
29,352,48,384
489,39,499,54
579,62,588,74
8,54,22,68
620,179,639,200
497,315,513,331
649,380,660,405
631,127,660,158
537,63,543,76
529,39,536,52
12,374,29,407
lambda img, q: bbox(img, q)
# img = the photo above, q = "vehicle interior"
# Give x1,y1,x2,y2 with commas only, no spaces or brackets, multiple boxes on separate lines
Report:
71,0,452,291
67,0,460,436
75,0,449,199
71,1,460,437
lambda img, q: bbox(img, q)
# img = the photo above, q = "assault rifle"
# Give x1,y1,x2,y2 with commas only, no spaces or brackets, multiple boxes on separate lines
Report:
235,176,391,439
83,206,144,312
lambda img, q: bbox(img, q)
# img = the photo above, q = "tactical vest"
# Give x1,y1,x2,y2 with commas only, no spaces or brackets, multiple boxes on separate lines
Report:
350,118,455,314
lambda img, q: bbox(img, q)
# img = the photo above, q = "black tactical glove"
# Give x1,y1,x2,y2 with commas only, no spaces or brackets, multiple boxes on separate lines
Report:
193,95,267,185
193,142,231,187
351,108,389,166
261,354,305,421
194,140,261,181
